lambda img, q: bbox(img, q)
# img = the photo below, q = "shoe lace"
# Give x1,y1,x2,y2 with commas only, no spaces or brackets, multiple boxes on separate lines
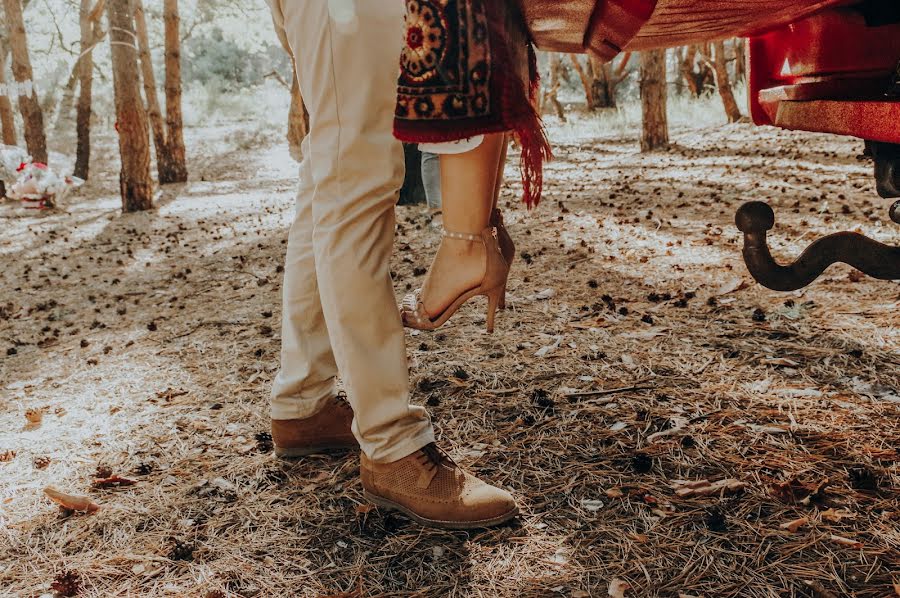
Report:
333,392,353,413
417,443,455,475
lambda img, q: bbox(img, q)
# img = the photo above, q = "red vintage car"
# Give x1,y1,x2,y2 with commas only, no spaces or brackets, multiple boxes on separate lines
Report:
522,0,900,290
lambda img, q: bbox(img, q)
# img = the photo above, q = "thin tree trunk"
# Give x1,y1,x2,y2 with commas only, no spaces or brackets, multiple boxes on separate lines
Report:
3,0,47,163
712,40,743,123
162,0,187,183
107,0,153,211
0,43,17,146
133,0,168,182
287,65,309,161
542,53,566,121
73,0,103,180
52,66,78,134
568,54,595,108
640,49,669,152
733,38,747,83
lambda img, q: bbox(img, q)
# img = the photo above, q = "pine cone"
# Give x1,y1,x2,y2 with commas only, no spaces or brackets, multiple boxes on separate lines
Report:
168,540,195,561
33,456,52,469
51,570,81,597
135,462,154,476
0,450,16,462
254,432,273,453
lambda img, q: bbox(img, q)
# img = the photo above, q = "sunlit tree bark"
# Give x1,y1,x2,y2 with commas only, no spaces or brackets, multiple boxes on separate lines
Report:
162,0,188,183
73,0,104,180
640,49,669,152
0,39,17,146
133,0,187,184
712,40,743,123
107,0,153,211
541,53,566,121
2,0,47,163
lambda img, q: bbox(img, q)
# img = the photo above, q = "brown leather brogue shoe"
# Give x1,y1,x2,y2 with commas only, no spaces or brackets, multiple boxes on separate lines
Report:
271,395,358,458
360,443,519,530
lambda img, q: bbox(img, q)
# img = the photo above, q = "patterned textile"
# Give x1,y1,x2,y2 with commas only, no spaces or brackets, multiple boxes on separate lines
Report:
394,0,551,207
396,0,492,127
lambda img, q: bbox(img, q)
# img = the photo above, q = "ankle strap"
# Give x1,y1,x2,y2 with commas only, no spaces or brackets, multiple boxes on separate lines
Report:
443,227,498,242
443,230,483,242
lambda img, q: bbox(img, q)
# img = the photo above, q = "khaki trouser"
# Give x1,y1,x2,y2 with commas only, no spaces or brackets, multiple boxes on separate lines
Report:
267,0,434,463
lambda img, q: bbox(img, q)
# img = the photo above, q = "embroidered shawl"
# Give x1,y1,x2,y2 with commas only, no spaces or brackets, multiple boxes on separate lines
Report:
394,0,551,207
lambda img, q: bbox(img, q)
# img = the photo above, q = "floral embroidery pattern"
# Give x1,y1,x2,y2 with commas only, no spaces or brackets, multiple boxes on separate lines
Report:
397,0,491,122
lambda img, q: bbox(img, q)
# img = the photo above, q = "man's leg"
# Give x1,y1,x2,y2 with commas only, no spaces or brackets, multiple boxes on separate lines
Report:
273,0,434,463
271,134,337,422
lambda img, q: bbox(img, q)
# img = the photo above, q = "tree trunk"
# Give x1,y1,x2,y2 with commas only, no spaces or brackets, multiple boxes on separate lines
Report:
107,0,153,212
733,38,747,83
568,54,595,108
640,49,669,152
712,40,743,124
680,44,714,98
287,65,309,161
52,66,79,134
3,0,47,163
162,0,187,183
133,0,169,180
73,0,103,180
0,43,17,146
542,53,566,121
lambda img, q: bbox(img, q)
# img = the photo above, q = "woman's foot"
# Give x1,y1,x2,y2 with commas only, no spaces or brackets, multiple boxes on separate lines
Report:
401,227,509,332
419,236,487,317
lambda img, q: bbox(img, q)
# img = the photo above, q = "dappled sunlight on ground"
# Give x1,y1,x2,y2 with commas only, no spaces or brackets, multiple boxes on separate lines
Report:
1,118,897,597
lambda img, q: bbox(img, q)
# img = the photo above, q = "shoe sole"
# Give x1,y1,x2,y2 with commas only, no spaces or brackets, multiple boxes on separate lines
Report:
274,444,356,459
363,490,519,530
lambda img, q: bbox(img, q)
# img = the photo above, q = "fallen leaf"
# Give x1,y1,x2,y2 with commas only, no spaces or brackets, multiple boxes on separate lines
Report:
530,288,556,301
92,475,137,488
156,387,189,401
605,487,624,499
820,508,856,523
44,487,100,513
608,578,630,598
355,504,375,515
770,477,828,504
830,534,862,549
535,336,563,358
780,517,809,532
716,277,748,296
672,479,746,498
25,408,43,425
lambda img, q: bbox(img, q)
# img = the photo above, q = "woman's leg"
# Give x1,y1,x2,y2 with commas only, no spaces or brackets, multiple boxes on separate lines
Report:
419,133,506,317
491,134,508,212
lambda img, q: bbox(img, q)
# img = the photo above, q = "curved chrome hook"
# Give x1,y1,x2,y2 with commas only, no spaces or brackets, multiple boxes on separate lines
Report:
735,202,900,292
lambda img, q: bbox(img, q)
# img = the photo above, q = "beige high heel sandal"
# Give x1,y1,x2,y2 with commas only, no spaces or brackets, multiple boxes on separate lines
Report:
491,209,515,310
401,226,510,333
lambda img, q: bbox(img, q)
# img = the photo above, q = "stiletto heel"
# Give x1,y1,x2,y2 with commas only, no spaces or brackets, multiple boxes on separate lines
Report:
401,226,510,333
485,287,503,333
491,209,514,310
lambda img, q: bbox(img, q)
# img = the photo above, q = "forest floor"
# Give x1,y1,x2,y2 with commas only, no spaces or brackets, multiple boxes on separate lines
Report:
0,116,898,598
